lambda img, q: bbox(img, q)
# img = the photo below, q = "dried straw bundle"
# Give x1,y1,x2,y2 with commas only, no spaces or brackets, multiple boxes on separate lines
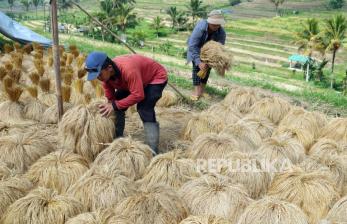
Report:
222,88,259,114
0,66,7,81
273,126,315,151
1,187,86,224
71,79,87,105
24,86,48,121
251,97,291,124
66,53,74,65
279,109,327,139
320,118,347,144
326,195,347,224
179,215,232,224
7,69,21,83
41,102,73,124
200,41,232,76
26,151,89,194
95,84,104,98
93,137,152,180
22,43,32,54
29,72,40,85
138,149,199,189
309,138,345,157
66,209,117,224
78,68,87,79
221,121,262,152
206,103,241,125
257,135,305,167
237,197,309,224
179,174,252,222
67,166,136,211
0,176,33,217
108,215,132,224
47,56,53,67
76,54,86,68
0,85,24,123
63,72,73,86
58,101,115,161
157,90,178,107
220,151,272,199
0,131,55,173
182,112,225,141
188,133,241,159
115,184,188,224
268,167,339,224
240,114,275,138
38,78,56,106
3,43,13,53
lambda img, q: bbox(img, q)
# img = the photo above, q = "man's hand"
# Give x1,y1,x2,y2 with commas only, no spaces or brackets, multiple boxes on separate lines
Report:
99,103,113,117
198,62,208,71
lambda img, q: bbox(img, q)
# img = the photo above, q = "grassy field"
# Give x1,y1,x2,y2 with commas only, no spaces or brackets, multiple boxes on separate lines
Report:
1,0,347,115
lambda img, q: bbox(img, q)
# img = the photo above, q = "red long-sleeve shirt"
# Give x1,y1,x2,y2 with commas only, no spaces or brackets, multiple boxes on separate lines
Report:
102,54,167,109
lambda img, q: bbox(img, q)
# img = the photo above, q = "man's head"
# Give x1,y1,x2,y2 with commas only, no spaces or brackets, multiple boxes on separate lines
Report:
207,10,225,31
85,51,115,82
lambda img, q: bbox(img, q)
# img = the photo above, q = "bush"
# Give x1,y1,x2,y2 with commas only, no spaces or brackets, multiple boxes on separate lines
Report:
328,0,345,9
229,0,241,6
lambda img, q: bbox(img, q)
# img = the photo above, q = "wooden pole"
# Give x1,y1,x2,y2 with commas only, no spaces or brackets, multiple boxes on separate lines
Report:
50,0,63,120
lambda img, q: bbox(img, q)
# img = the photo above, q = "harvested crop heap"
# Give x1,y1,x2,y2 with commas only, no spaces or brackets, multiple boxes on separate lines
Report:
1,42,346,224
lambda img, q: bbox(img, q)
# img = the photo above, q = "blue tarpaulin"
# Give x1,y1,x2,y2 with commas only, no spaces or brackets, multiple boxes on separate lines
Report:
0,11,52,47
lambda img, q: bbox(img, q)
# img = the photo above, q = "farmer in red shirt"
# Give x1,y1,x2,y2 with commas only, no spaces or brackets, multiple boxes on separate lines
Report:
85,52,168,155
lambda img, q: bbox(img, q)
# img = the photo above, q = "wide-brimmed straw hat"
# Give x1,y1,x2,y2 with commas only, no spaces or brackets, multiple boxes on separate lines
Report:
207,10,225,26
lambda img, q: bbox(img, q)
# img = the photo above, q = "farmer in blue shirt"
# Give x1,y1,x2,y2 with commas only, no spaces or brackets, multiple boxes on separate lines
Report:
187,10,226,100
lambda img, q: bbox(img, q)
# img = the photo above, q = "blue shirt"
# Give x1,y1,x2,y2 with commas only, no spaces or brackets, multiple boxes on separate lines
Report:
187,19,226,65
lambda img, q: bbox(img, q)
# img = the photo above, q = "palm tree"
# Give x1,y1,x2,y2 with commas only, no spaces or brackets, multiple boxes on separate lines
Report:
186,0,208,26
8,0,15,11
21,0,31,11
32,0,42,17
323,14,346,74
100,0,114,16
295,18,326,56
166,6,178,30
269,0,285,16
151,16,164,38
114,3,137,32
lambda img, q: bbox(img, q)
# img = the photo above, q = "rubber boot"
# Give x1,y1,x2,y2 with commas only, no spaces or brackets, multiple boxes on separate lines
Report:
114,110,125,138
143,122,159,156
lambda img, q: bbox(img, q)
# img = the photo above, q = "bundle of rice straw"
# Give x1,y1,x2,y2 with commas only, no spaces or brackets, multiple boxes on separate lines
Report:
26,151,89,194
0,176,33,217
273,126,315,152
67,166,136,211
182,112,225,141
279,108,327,138
219,151,272,199
320,118,347,144
58,101,115,162
1,187,86,224
257,134,305,168
188,133,241,159
93,137,153,180
71,79,88,105
206,103,241,125
300,156,346,194
157,90,178,107
3,43,14,53
137,149,199,189
200,41,232,76
108,215,133,224
268,167,339,224
221,121,262,152
23,86,48,121
237,197,309,224
179,174,252,223
115,184,188,224
222,88,260,114
0,84,24,123
240,114,275,138
0,130,55,173
251,97,291,124
38,78,56,106
325,195,347,224
309,138,345,157
29,72,40,85
179,215,232,224
65,209,116,224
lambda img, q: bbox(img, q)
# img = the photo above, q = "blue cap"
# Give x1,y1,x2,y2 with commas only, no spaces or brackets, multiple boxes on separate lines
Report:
85,51,108,81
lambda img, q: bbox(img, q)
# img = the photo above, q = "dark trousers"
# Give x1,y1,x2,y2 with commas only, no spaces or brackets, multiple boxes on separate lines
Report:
192,62,211,86
115,81,167,122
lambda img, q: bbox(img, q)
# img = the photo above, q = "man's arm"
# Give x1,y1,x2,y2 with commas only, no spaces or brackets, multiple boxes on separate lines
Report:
219,29,226,45
188,21,205,66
